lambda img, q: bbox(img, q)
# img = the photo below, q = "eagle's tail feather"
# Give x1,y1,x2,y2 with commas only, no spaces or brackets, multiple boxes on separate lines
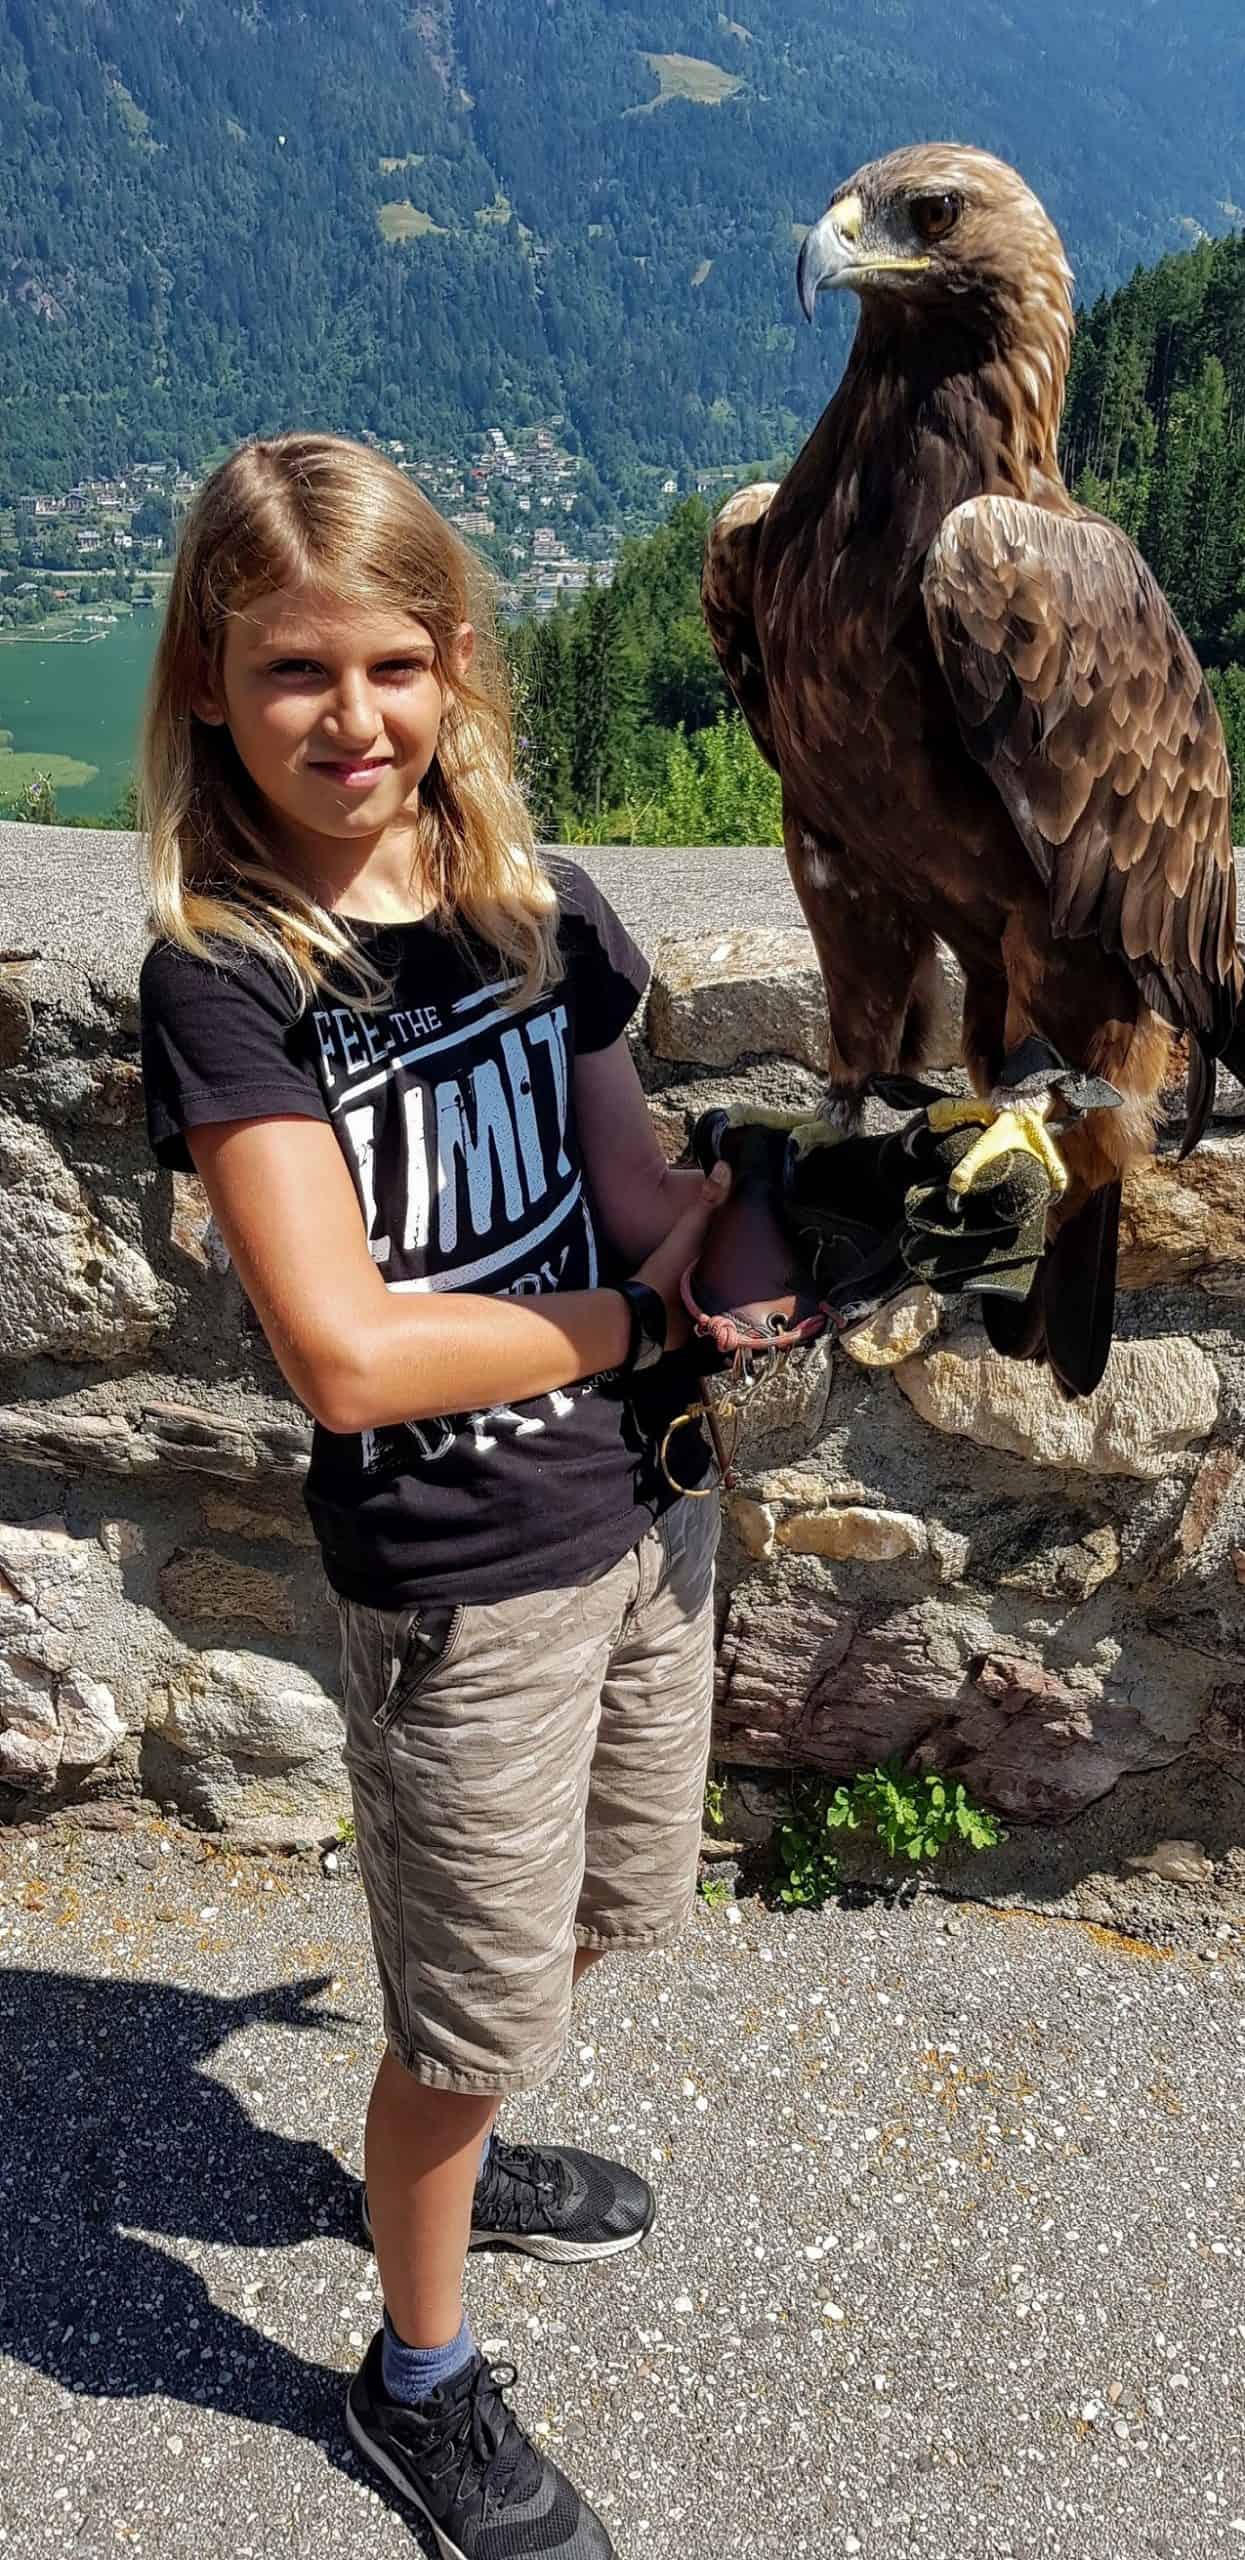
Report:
1219,996,1245,1094
1042,1182,1121,1401
1178,1037,1215,1161
982,1271,1048,1365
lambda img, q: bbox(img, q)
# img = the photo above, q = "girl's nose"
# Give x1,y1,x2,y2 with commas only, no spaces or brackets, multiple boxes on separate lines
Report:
326,674,379,741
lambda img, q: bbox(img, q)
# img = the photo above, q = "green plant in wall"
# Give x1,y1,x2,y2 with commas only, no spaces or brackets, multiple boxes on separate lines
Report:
772,1762,1005,1906
827,1764,1005,1863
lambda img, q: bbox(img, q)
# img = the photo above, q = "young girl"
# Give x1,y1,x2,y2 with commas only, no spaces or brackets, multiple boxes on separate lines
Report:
138,432,729,2560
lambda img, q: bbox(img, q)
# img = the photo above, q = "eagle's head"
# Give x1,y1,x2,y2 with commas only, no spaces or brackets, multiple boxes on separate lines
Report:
797,143,1074,353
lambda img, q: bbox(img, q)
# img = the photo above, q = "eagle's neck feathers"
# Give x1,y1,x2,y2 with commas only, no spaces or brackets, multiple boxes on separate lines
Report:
790,275,1074,608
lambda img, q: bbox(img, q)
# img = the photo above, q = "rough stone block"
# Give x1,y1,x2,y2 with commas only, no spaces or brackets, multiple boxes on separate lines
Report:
0,962,35,1069
57,1671,124,1769
895,1324,1219,1477
840,1288,942,1369
100,1519,145,1562
727,1495,778,1561
0,1406,152,1476
647,930,829,1072
159,1548,297,1634
1119,1144,1245,1296
201,1493,316,1548
148,1650,343,1766
0,1117,165,1362
775,1503,926,1561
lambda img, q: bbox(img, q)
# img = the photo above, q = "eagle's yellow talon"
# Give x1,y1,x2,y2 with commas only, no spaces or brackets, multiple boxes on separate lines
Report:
927,1095,1069,1199
720,1106,846,1154
723,1104,806,1135
790,1116,847,1156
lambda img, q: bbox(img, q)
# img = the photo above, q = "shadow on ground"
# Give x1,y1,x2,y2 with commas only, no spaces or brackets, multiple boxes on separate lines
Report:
0,1967,436,2553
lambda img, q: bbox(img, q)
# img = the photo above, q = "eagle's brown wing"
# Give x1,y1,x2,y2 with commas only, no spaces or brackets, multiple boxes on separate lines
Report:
701,482,780,771
924,494,1240,1142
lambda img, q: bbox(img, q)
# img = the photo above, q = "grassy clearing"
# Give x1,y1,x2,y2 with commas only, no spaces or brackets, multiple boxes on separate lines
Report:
475,193,512,226
377,201,447,244
378,153,424,174
634,52,743,110
691,258,714,286
718,14,753,38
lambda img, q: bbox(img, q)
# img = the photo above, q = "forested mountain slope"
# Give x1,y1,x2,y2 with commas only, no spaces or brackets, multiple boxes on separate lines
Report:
5,0,1245,497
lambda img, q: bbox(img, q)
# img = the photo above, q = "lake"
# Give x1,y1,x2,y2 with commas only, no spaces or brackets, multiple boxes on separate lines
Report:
0,611,160,819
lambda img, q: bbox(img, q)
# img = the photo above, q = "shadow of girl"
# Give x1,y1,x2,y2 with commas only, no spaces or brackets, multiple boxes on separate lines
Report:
0,1963,437,2552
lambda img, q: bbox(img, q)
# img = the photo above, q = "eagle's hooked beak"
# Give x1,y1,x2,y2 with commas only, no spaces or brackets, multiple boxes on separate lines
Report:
796,193,931,319
797,198,865,320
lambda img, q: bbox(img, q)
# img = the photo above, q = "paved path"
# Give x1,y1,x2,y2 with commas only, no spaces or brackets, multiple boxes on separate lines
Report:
0,825,806,988
1,1823,1243,2560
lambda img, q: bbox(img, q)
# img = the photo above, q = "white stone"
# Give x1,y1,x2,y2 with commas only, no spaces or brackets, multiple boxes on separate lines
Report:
148,1648,344,1766
0,1723,60,1784
58,1671,125,1769
1124,1840,1213,1887
0,1651,60,1738
0,1517,96,1637
895,1325,1219,1477
728,1495,777,1561
775,1504,926,1561
840,1286,942,1369
100,1519,146,1562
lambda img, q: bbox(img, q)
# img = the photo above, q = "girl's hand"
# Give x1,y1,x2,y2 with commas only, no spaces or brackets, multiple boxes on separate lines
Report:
634,1163,731,1350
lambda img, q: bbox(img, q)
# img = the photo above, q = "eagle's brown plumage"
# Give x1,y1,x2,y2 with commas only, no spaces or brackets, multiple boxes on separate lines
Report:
703,143,1245,1392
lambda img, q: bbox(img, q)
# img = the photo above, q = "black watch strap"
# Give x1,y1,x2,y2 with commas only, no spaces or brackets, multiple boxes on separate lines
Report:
617,1279,667,1376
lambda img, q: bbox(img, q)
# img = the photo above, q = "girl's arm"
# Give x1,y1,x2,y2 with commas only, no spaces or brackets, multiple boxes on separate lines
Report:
573,1036,708,1263
187,1113,725,1436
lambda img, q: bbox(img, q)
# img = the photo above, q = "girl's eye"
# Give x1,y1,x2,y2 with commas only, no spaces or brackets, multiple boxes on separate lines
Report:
266,657,434,679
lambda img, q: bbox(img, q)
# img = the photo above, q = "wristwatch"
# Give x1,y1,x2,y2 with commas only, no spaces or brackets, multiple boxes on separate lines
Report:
617,1279,668,1377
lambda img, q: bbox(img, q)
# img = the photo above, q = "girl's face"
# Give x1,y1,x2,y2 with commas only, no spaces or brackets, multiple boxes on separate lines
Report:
197,585,474,868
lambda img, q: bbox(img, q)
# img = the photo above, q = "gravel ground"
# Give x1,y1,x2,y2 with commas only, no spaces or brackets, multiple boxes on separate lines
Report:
1,1823,1243,2560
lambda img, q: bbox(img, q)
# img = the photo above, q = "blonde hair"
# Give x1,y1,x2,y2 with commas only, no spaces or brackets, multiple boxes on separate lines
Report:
140,432,559,1006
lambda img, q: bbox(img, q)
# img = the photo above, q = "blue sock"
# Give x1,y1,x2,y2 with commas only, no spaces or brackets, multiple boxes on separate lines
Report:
382,2309,476,2406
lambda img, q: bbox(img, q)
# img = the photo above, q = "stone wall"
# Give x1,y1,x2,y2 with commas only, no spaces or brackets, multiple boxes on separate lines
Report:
2,825,1244,1841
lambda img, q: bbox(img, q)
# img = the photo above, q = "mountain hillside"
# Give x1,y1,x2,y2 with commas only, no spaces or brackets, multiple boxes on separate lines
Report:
5,0,1245,497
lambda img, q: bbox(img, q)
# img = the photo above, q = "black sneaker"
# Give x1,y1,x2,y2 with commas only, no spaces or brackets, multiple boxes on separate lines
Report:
361,2135,656,2264
346,2332,615,2560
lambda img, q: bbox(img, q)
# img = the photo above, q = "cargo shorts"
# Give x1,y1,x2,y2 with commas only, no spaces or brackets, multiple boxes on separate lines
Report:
336,1493,720,2096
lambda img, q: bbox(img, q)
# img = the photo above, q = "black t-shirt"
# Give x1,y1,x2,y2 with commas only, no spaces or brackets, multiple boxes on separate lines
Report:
140,860,708,1605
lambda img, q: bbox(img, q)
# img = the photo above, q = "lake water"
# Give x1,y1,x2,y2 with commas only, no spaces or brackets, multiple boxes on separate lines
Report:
0,611,160,818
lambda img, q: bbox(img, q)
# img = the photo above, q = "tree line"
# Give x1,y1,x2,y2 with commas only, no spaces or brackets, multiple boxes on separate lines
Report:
1063,224,1245,820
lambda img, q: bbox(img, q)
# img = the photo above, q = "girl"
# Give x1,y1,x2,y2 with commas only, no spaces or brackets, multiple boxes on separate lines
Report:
138,432,729,2560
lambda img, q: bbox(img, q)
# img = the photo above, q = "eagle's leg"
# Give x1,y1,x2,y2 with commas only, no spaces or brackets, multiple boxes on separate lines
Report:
784,822,942,1135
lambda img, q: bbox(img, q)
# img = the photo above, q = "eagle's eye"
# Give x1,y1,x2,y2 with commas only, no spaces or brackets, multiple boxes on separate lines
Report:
910,191,961,245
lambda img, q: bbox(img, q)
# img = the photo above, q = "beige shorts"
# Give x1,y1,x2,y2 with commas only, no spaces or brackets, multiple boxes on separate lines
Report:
337,1495,719,2096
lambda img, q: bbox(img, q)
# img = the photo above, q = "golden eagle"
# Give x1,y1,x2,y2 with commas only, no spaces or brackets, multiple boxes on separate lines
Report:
702,144,1244,1394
